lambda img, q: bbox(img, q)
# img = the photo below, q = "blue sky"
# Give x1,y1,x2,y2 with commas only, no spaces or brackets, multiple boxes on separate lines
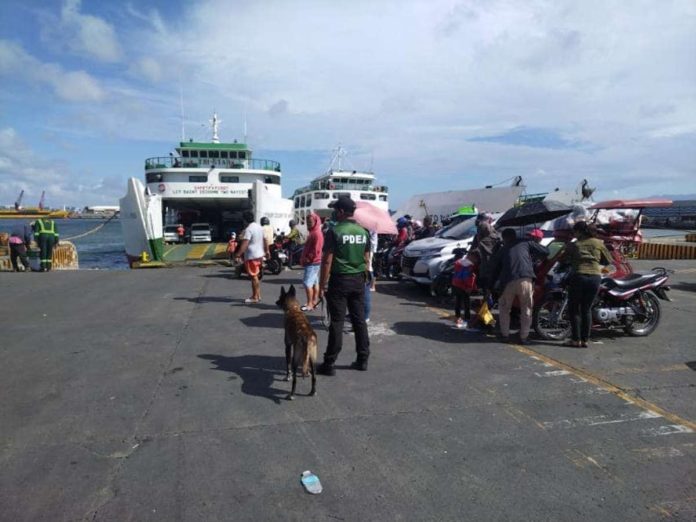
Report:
1,0,694,209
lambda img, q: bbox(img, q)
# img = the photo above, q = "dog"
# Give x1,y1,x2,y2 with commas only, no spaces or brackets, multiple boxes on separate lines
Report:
276,285,317,400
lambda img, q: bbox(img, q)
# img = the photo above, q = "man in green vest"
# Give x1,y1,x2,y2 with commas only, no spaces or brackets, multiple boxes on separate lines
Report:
33,218,59,271
317,196,371,375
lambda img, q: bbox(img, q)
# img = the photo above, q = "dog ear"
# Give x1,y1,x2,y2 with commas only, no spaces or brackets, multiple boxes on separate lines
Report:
280,286,286,297
288,284,296,297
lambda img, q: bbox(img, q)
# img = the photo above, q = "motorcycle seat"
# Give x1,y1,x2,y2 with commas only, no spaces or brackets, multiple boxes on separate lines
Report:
602,273,659,290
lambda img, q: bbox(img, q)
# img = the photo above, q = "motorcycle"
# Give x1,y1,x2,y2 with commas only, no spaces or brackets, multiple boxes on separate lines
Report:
534,266,671,340
266,243,287,275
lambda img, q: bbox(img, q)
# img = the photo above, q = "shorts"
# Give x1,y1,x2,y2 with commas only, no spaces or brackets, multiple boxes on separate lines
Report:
303,263,321,287
245,258,263,277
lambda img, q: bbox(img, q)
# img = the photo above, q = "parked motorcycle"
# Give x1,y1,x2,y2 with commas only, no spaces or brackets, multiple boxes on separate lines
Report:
534,266,671,340
266,243,287,275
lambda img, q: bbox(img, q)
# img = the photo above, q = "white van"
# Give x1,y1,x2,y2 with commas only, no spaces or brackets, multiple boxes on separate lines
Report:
190,223,212,243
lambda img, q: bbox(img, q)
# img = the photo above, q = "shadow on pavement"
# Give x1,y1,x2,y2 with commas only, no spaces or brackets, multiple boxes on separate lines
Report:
198,353,289,404
670,281,696,293
240,312,284,328
392,320,494,344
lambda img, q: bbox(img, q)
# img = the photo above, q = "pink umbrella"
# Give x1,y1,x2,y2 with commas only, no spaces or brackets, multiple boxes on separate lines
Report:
353,201,397,235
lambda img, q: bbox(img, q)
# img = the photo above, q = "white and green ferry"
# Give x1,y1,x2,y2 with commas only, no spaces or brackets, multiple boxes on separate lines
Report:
120,114,293,266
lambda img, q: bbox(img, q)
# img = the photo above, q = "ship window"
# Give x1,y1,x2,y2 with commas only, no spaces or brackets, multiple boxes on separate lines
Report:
189,175,207,182
229,151,238,159
220,151,228,159
210,150,219,158
221,176,239,183
199,150,208,158
314,192,329,199
379,195,388,201
238,151,247,159
190,150,198,158
146,172,162,183
333,192,350,199
182,150,190,158
300,195,306,207
306,194,312,206
360,193,376,200
294,197,299,209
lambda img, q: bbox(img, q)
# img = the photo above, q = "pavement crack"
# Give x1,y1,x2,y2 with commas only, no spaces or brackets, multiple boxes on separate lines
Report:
86,277,208,521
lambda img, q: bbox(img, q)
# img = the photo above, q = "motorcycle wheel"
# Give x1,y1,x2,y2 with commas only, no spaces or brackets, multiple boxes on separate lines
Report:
624,291,661,336
266,259,282,275
534,293,571,341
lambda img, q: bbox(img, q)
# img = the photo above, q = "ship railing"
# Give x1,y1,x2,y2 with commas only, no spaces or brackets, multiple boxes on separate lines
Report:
298,180,388,193
145,157,281,172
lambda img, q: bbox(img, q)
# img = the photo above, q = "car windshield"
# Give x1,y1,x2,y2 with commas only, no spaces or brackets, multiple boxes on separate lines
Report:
440,217,477,240
191,225,209,232
164,225,178,232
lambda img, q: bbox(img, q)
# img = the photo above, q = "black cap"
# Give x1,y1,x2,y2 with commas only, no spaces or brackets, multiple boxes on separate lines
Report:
328,195,356,214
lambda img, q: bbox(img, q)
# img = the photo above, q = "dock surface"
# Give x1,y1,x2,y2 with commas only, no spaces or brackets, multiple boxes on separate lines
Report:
1,261,695,521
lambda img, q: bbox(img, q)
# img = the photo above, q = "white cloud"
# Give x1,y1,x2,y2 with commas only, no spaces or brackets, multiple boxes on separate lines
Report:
0,40,105,102
0,127,122,207
129,57,163,83
60,0,122,62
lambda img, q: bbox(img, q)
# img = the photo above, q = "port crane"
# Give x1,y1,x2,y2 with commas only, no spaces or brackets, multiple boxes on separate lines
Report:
14,190,24,210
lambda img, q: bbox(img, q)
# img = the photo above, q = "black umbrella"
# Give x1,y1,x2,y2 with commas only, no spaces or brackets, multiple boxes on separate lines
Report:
496,200,573,227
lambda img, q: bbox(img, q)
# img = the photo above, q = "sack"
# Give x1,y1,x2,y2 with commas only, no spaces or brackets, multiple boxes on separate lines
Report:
477,301,495,326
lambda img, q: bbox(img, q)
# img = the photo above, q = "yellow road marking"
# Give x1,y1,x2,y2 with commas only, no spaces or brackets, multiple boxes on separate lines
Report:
507,343,696,432
425,303,696,431
186,244,209,260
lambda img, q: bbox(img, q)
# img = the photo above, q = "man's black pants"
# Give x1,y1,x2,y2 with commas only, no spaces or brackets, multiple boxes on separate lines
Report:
324,274,370,365
38,235,56,271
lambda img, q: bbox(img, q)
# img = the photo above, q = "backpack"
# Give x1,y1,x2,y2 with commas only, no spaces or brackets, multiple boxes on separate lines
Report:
452,259,477,291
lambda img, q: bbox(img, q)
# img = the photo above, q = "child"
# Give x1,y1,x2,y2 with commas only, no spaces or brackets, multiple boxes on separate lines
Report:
451,248,479,329
227,232,238,262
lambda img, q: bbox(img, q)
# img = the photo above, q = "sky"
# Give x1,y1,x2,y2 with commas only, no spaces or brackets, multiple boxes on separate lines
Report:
0,0,694,210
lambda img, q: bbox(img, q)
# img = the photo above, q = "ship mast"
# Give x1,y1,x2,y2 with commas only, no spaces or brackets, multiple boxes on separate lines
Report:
210,112,221,143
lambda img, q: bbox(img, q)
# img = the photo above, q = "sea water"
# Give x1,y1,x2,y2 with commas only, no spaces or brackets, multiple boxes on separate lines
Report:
1,218,128,270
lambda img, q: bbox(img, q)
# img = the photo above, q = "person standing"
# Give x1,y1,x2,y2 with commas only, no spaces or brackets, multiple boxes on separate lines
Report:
235,211,267,304
260,217,274,258
317,196,371,375
451,249,479,329
490,228,548,344
176,224,185,243
471,212,500,294
33,218,59,272
300,212,324,311
9,222,32,271
562,221,614,348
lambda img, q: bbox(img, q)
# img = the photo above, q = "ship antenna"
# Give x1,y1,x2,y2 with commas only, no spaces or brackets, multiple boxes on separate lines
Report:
210,111,221,143
244,109,248,144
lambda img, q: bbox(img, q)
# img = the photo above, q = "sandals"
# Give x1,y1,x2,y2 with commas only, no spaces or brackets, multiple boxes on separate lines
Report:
301,304,315,312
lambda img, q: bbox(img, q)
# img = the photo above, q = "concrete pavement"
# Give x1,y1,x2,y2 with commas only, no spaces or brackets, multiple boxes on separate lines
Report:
1,262,694,521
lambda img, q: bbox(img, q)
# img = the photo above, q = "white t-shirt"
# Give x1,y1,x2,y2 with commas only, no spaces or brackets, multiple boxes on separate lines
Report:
242,222,265,260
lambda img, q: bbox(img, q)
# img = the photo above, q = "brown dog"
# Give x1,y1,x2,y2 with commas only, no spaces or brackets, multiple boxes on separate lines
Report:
276,285,317,400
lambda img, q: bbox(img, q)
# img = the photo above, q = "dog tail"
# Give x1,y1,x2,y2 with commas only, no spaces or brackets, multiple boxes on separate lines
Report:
303,333,318,377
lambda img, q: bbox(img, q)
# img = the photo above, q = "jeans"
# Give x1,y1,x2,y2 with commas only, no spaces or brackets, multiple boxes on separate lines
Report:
324,274,370,365
568,274,601,342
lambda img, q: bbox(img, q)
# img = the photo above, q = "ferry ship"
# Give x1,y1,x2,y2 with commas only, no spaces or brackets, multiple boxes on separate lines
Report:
291,146,388,226
120,114,293,265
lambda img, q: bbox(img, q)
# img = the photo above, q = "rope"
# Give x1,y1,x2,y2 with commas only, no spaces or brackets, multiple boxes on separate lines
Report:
63,214,119,241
